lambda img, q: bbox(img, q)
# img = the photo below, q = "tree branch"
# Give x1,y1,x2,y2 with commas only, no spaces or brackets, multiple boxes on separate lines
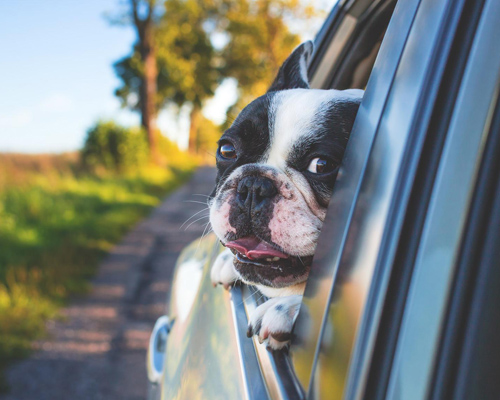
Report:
146,0,155,24
131,0,144,39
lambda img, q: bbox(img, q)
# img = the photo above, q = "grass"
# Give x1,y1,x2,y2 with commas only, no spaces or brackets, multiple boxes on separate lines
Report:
0,153,197,387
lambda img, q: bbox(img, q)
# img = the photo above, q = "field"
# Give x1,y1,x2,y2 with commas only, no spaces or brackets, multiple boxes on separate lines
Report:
0,153,196,384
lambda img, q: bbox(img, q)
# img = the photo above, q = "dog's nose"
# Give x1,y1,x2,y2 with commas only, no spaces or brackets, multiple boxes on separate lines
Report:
236,176,277,216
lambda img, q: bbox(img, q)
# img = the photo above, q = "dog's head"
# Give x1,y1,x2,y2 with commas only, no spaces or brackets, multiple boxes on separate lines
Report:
209,41,363,290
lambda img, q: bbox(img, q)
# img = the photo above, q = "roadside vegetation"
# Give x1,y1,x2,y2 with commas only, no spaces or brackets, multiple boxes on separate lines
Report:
0,123,197,386
0,0,325,389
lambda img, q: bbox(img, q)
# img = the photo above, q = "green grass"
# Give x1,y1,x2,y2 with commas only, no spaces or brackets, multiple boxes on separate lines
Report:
0,155,196,387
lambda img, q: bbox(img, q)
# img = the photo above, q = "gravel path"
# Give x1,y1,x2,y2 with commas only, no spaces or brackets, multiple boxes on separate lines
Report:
2,167,217,400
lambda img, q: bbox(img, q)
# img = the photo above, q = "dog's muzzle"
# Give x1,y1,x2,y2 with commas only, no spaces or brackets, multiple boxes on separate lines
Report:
236,175,277,217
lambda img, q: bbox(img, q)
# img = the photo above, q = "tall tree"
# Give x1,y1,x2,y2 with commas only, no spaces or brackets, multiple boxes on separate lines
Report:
113,0,315,153
114,0,161,162
115,0,220,154
156,0,220,153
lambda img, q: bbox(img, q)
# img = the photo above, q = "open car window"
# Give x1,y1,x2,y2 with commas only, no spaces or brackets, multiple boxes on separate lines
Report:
292,0,500,399
232,0,401,397
291,0,421,396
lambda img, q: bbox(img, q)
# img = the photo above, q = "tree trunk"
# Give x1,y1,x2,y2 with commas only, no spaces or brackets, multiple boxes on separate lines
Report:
188,105,202,154
132,0,160,164
139,35,159,163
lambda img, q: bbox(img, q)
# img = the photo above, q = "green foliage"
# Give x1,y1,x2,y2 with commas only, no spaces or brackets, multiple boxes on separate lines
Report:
112,0,313,153
196,115,220,157
114,0,220,112
81,121,150,173
0,153,196,385
157,0,220,108
80,120,193,172
220,0,303,100
114,50,144,112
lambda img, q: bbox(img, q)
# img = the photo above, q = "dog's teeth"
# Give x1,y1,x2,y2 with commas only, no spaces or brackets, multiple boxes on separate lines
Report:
272,257,280,261
266,258,272,262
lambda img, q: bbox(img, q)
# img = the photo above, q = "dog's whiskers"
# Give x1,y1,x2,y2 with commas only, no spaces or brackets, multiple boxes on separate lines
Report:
201,223,213,239
179,207,210,229
183,215,210,231
199,222,212,244
183,200,210,205
237,286,262,307
297,255,304,266
304,236,317,250
253,291,267,305
194,221,213,256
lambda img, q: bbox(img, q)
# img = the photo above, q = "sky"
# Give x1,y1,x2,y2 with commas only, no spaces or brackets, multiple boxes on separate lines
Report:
0,0,139,153
0,0,328,154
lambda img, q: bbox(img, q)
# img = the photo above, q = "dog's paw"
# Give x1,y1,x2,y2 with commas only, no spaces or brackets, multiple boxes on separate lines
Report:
247,295,302,350
211,248,239,290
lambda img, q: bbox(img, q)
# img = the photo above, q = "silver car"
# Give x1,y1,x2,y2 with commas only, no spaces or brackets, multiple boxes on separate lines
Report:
147,0,500,398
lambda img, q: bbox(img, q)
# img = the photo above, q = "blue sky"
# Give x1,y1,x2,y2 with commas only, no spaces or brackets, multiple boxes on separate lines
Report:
0,0,142,153
0,0,327,154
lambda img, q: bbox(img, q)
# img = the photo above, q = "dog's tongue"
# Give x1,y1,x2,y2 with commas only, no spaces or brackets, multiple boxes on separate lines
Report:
226,237,289,260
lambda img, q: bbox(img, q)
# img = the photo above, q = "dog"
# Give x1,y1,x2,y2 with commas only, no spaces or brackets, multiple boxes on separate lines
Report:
209,41,363,350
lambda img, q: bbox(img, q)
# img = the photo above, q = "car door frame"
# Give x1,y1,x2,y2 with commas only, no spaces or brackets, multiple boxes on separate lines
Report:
291,0,497,398
228,0,405,398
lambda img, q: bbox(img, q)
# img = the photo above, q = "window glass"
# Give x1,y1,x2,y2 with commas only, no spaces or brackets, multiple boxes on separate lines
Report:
290,0,434,398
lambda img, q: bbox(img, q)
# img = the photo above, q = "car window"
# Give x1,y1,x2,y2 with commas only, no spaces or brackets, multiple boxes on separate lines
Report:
310,0,397,90
385,0,500,397
289,0,485,397
436,94,500,400
234,0,400,397
290,0,422,396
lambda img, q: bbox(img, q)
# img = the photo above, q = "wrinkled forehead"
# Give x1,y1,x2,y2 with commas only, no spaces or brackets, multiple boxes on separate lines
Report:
222,88,362,169
266,88,362,166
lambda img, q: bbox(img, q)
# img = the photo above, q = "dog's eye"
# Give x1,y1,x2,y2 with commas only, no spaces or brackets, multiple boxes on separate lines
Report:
307,157,335,174
218,142,237,160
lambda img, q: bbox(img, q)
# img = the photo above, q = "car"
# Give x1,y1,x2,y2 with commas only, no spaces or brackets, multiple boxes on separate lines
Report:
146,0,500,398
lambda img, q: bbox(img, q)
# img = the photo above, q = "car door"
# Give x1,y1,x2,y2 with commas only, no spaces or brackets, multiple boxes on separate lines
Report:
149,0,484,397
147,0,399,398
285,0,500,399
368,0,500,398
291,0,500,399
231,0,403,398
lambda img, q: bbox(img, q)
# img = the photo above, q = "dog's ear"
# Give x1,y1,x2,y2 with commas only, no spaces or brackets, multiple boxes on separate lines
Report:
268,41,314,92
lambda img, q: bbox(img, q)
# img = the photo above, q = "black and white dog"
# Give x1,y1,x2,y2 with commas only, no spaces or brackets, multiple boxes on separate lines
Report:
209,41,363,350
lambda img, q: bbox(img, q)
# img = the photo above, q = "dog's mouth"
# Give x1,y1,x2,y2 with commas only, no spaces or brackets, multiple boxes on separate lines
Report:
225,237,313,287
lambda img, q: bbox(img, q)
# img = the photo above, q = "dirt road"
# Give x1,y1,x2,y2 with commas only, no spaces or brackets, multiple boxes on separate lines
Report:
3,167,217,400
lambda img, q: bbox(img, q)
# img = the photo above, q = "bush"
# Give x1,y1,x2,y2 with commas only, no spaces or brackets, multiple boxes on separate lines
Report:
81,121,149,173
81,120,198,173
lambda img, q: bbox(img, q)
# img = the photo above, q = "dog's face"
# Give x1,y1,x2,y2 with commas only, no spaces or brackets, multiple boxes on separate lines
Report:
209,42,363,289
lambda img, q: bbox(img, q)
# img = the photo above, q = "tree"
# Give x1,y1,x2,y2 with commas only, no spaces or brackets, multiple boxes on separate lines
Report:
156,0,220,153
115,0,220,154
113,0,316,154
196,115,221,161
220,0,308,105
113,0,161,162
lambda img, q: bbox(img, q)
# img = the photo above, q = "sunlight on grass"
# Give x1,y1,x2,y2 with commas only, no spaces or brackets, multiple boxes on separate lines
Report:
0,154,197,385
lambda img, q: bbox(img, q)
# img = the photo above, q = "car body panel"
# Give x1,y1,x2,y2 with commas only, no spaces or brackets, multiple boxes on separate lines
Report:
158,236,257,400
386,0,500,397
292,0,419,398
